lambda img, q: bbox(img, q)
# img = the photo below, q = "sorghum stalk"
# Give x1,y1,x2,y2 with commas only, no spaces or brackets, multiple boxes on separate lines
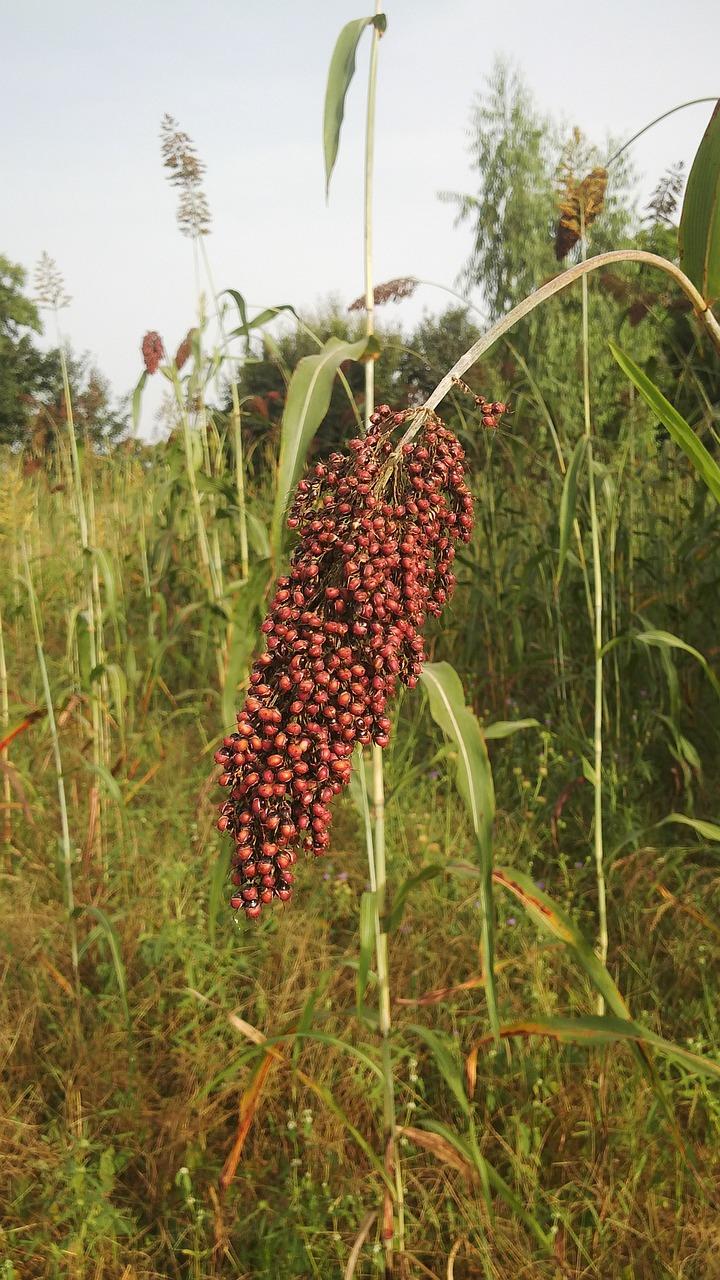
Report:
0,604,11,850
21,533,79,995
56,330,105,863
199,239,249,581
579,214,609,1002
409,249,720,434
362,6,404,1265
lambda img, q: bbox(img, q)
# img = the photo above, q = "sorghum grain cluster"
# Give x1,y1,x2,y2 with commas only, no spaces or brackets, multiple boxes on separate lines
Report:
215,405,474,919
141,331,165,375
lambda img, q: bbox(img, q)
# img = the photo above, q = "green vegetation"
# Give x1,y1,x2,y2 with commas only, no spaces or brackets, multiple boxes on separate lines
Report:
1,29,720,1280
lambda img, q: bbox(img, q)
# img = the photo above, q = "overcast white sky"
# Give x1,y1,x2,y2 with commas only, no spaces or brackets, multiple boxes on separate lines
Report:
3,0,719,435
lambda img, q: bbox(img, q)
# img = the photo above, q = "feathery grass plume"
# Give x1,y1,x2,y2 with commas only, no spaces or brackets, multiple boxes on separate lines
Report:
34,252,71,311
216,405,474,919
160,113,212,238
554,131,607,260
141,331,165,375
348,276,419,311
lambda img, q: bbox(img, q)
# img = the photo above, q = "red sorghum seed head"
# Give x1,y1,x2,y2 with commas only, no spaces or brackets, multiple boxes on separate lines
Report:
141,331,165,375
216,405,474,919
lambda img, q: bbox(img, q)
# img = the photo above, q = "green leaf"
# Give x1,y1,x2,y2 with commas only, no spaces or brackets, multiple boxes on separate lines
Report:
679,99,720,302
82,759,124,808
556,437,587,583
271,335,370,557
104,662,127,739
323,15,387,197
224,290,299,352
407,1120,552,1251
482,718,541,740
656,812,720,843
73,609,92,692
385,864,443,934
77,905,129,1026
419,662,498,1037
208,846,231,947
609,341,720,504
91,546,120,623
635,628,720,701
491,865,631,1021
221,563,270,728
132,369,147,431
409,1025,471,1118
481,1015,720,1082
245,511,271,560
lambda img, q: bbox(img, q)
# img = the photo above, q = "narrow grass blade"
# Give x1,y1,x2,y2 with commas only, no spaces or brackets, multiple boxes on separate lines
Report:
609,341,720,503
491,865,631,1019
656,812,720,842
404,1120,552,1252
635,628,720,701
556,436,588,583
208,846,231,947
271,335,370,557
420,662,498,1036
679,99,720,302
323,15,387,196
471,1015,720,1081
482,718,541,740
132,369,147,431
409,1024,471,1118
385,864,443,934
78,905,129,1025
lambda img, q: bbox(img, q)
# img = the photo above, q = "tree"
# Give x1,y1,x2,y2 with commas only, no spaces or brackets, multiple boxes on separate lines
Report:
0,253,127,451
0,255,46,445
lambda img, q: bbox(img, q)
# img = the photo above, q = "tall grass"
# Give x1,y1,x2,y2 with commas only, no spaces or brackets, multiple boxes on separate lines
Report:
1,45,719,1280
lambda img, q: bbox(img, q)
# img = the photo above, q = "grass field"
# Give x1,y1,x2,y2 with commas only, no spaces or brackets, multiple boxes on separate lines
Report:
2,411,720,1278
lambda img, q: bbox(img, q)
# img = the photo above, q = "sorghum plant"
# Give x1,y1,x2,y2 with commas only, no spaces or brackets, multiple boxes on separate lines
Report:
215,403,485,918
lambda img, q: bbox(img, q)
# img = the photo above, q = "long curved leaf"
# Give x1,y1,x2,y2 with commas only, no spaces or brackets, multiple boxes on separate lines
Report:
271,335,369,556
556,436,587,583
609,341,720,504
679,99,720,302
420,662,498,1035
471,1015,720,1082
323,15,386,197
491,865,631,1019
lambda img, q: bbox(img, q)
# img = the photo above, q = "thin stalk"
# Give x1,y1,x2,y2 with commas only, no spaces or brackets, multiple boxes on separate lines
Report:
0,604,11,851
412,249,720,428
200,239,249,581
55,326,104,863
363,5,404,1268
579,217,608,1005
171,375,221,601
22,533,79,995
605,97,720,168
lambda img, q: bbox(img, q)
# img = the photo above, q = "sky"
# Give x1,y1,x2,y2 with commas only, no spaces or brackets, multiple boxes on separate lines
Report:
3,0,719,436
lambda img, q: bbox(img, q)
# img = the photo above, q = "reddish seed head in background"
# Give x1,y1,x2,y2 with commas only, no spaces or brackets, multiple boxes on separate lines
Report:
215,404,475,919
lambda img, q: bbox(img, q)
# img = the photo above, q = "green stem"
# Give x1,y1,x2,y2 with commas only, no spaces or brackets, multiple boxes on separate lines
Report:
56,324,103,863
363,5,403,1268
200,239,249,581
605,97,720,168
579,220,608,1007
416,249,720,425
0,603,11,851
22,533,79,996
